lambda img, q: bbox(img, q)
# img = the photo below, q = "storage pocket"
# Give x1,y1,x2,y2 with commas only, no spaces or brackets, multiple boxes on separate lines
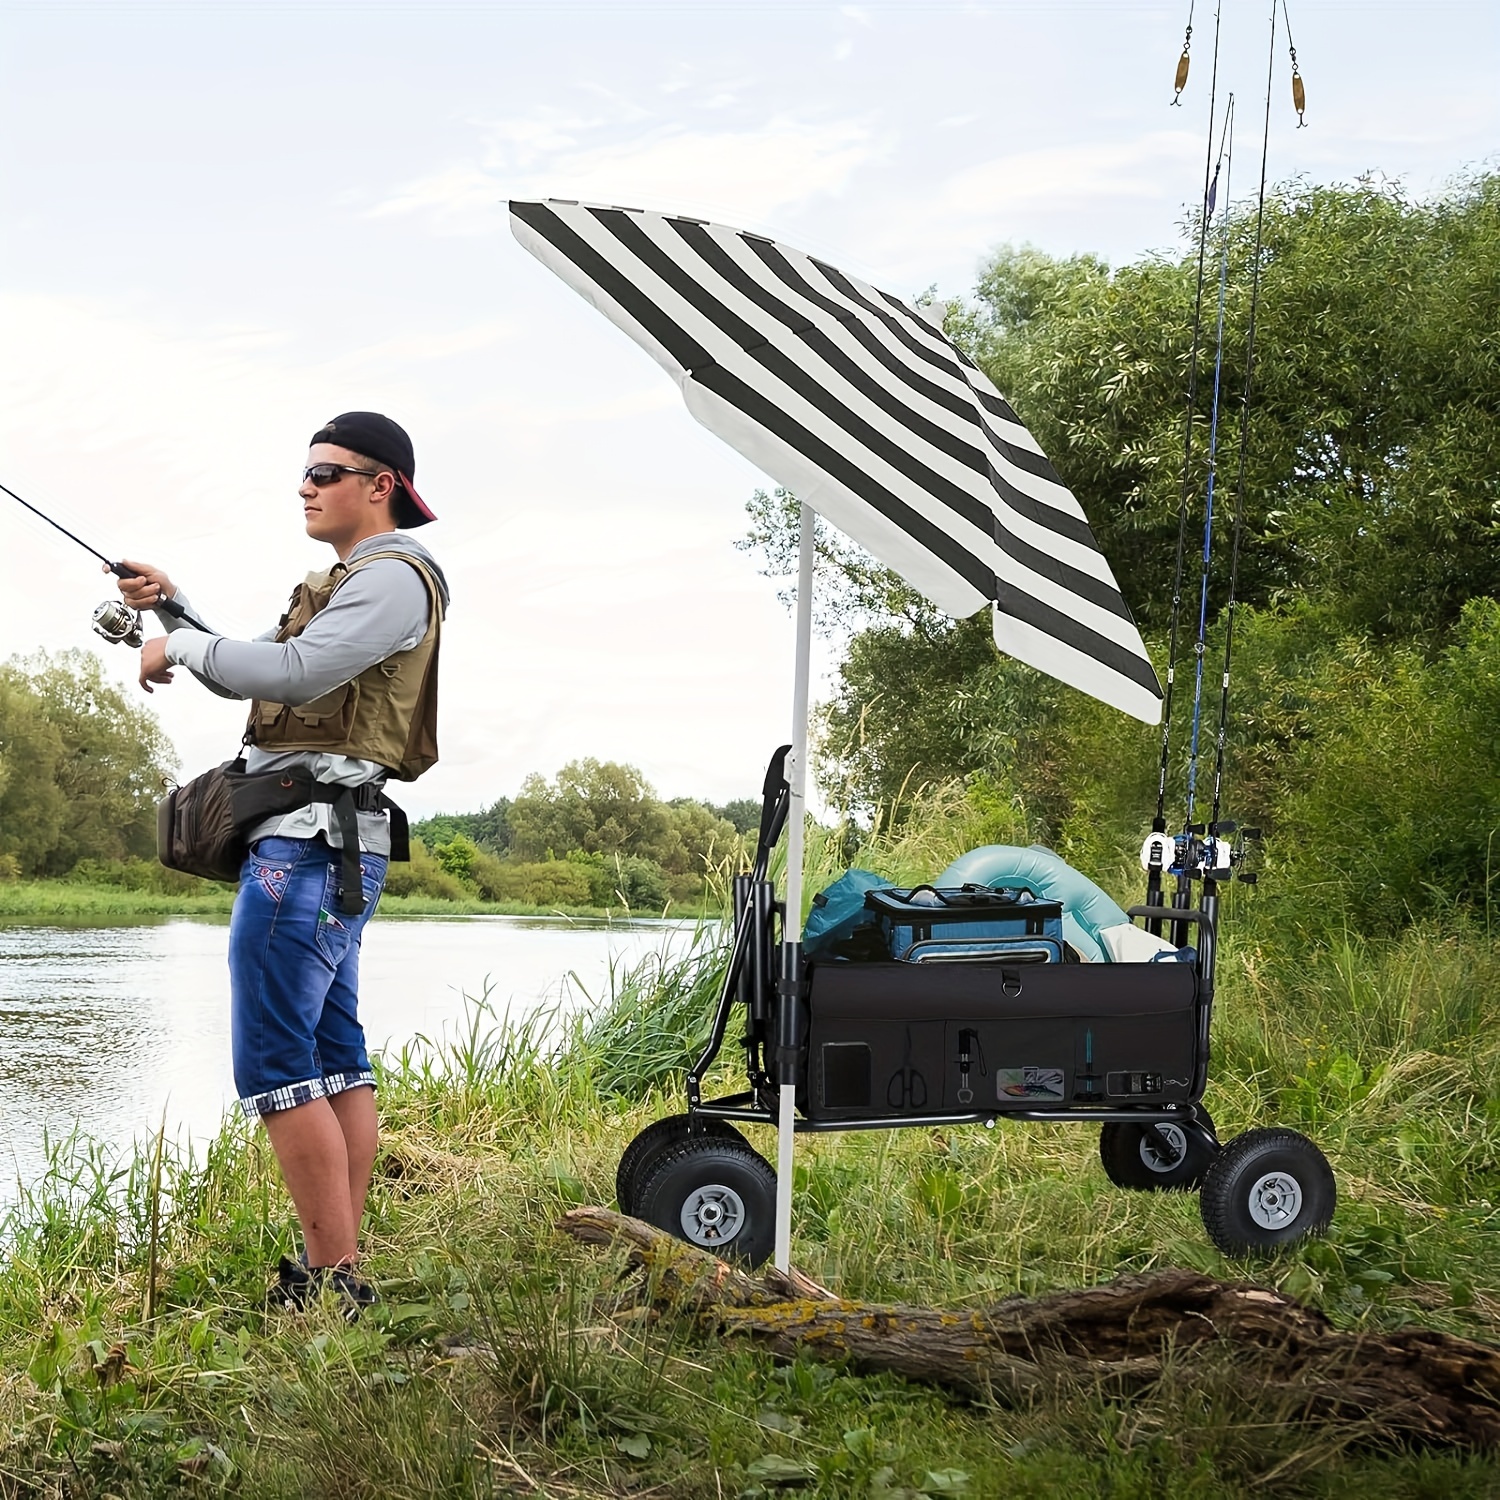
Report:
290,680,356,733
256,680,358,744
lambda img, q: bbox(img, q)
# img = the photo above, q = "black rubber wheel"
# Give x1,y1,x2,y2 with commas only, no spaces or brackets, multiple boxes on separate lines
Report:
1099,1111,1217,1192
633,1137,777,1267
1199,1127,1336,1256
615,1115,745,1215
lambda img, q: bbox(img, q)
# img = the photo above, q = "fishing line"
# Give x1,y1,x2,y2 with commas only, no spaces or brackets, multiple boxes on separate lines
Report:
1183,93,1236,832
1151,0,1224,843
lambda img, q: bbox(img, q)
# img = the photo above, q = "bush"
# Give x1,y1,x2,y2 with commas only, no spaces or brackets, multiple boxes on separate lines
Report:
476,860,594,907
65,857,212,896
1260,598,1500,932
383,838,470,901
432,834,478,882
610,854,669,912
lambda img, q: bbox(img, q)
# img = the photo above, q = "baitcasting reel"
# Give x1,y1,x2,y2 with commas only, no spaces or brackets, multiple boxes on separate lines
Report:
91,598,144,649
1140,823,1261,886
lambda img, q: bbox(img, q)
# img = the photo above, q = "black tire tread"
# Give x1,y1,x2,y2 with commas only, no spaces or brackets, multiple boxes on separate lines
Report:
1099,1119,1215,1192
633,1137,777,1267
616,1114,743,1214
1199,1126,1336,1257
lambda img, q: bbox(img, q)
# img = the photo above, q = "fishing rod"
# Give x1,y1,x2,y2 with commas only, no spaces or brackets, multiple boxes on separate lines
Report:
1183,94,1235,838
1203,0,1289,880
1,479,213,644
1144,0,1224,932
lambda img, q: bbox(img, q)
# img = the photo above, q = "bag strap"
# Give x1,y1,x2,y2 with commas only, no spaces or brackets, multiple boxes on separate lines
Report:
310,784,368,916
379,791,410,861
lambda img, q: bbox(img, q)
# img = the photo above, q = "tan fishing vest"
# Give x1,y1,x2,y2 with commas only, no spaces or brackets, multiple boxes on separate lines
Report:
247,549,444,781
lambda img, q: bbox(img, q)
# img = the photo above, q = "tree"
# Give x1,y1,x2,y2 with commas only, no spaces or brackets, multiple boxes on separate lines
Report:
508,759,679,864
664,798,741,876
411,797,512,855
713,799,761,836
0,650,178,875
957,174,1500,638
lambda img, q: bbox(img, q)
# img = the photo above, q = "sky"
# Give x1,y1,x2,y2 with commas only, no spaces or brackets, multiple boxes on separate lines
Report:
1,0,1495,820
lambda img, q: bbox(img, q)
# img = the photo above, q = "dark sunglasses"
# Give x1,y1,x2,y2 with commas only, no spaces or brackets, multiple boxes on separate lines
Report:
302,463,380,487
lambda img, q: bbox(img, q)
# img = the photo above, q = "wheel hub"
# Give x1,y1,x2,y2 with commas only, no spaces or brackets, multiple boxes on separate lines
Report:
1247,1170,1303,1229
1140,1123,1187,1171
679,1183,747,1246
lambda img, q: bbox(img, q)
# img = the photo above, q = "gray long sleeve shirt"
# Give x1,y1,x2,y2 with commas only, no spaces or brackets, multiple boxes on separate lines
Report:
158,532,450,854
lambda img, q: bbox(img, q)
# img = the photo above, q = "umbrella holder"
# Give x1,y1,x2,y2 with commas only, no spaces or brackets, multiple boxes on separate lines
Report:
615,749,1333,1267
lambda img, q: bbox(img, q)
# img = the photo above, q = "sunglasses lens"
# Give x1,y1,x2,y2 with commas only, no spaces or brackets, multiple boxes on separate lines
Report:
304,465,342,486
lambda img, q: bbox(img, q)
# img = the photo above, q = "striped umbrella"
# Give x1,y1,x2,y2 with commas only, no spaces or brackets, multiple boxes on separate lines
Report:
509,198,1162,1268
509,198,1161,722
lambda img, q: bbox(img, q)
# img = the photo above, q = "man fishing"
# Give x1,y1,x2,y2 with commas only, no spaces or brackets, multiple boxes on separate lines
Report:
115,412,450,1316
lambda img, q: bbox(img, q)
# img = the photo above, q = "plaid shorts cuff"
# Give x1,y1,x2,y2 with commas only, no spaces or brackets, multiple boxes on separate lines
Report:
324,1070,376,1099
238,1070,376,1119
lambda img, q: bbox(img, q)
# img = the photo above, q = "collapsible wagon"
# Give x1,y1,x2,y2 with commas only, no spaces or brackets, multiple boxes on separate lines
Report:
614,747,1335,1266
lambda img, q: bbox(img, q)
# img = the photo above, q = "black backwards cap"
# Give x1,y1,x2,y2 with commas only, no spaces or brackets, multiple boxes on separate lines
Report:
311,411,436,528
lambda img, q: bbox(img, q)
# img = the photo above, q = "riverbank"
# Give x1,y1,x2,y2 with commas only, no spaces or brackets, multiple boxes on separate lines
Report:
0,877,722,923
4,925,1500,1497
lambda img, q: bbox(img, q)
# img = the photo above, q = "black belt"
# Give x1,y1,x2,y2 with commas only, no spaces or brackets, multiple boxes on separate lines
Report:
309,783,410,916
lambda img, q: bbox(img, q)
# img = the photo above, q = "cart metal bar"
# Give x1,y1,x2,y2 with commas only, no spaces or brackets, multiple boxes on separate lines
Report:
685,894,760,1110
695,1096,1213,1131
1126,904,1215,935
774,500,818,1272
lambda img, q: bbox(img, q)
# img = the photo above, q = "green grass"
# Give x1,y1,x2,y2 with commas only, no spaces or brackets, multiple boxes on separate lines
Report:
0,878,723,924
5,913,1500,1498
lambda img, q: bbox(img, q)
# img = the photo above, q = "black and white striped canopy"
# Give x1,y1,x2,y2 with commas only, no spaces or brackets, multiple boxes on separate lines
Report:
510,199,1162,723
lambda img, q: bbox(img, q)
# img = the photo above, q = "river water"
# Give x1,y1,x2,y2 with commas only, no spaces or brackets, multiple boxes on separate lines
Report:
0,914,695,1199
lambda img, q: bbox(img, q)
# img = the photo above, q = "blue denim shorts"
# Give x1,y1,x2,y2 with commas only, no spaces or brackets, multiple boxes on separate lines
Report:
228,835,388,1118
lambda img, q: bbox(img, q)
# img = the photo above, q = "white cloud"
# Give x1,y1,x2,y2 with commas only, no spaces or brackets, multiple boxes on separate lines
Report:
934,131,1203,221
368,113,883,236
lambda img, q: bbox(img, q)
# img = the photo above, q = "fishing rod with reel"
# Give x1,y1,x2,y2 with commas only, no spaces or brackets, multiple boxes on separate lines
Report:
1,479,212,647
1143,0,1306,941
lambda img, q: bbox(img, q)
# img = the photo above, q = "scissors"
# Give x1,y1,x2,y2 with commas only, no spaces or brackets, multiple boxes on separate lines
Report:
887,1027,928,1110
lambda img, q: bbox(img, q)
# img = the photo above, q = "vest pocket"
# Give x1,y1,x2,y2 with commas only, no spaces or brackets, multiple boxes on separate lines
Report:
258,680,359,743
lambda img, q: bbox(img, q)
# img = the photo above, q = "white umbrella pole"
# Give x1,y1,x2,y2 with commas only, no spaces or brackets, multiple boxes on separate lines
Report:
774,502,816,1272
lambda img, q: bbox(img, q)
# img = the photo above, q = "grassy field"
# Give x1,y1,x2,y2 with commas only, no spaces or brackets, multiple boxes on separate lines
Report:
0,878,719,924
4,905,1500,1499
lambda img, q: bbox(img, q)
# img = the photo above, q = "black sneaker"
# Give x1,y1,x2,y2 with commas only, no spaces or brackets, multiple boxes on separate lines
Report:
267,1255,380,1321
325,1266,380,1320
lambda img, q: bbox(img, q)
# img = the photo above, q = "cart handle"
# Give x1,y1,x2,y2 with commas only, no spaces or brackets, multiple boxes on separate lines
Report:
1127,905,1216,938
753,744,792,880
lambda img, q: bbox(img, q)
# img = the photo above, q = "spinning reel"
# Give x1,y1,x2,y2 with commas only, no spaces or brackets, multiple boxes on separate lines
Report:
91,598,145,649
1,477,210,647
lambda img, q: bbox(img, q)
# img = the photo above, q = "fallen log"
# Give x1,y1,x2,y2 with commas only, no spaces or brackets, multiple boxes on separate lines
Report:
558,1206,1500,1449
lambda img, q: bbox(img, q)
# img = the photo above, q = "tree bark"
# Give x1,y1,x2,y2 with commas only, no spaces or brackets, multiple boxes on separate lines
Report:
557,1206,1500,1449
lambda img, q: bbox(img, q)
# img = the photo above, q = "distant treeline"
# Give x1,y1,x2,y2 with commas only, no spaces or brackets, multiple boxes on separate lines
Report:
399,760,759,908
0,654,753,910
